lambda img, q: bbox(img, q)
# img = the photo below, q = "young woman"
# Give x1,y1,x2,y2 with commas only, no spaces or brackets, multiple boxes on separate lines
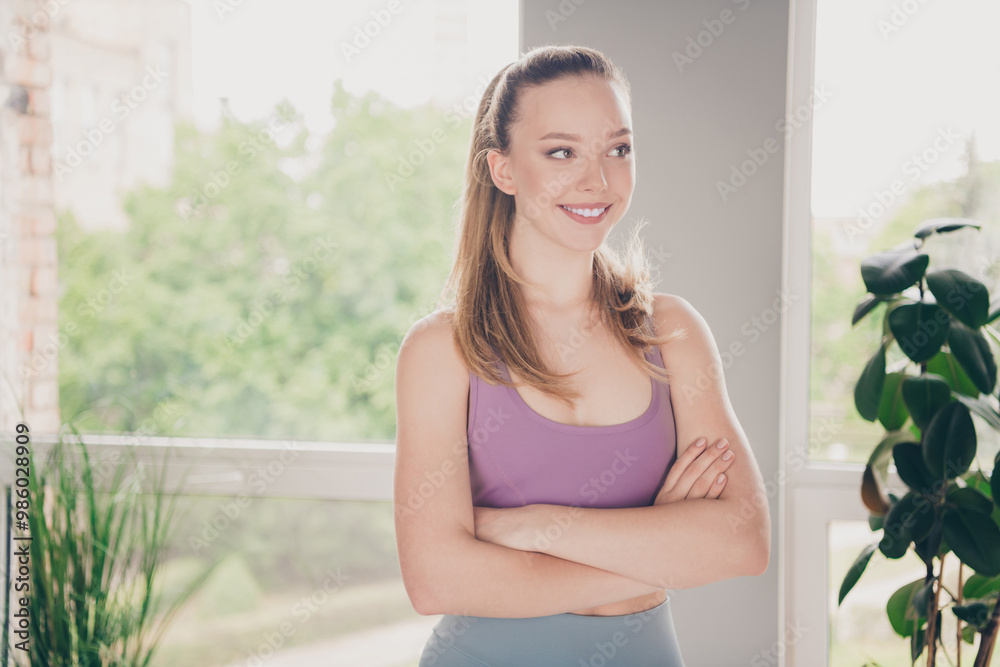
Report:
394,45,770,666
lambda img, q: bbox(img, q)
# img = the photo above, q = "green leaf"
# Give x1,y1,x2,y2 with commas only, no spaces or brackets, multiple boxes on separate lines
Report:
993,457,1000,511
942,506,1000,576
893,442,938,496
927,350,981,397
953,603,991,629
869,513,884,531
868,430,916,481
963,572,1000,600
947,486,994,515
839,541,879,606
988,297,1000,324
926,268,989,329
955,394,1000,432
853,294,888,326
880,493,933,558
855,343,887,422
888,301,951,364
922,401,977,479
913,217,981,239
900,374,952,430
887,578,927,637
962,623,976,644
947,320,997,395
878,372,910,430
861,250,929,295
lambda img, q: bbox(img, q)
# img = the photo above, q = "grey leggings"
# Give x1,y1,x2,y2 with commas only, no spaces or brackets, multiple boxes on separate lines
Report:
417,596,686,666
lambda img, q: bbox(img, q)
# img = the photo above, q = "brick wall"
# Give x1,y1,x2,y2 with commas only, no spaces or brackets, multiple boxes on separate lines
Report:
1,0,60,434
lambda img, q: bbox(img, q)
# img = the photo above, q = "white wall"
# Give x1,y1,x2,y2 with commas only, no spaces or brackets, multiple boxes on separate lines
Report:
520,0,787,662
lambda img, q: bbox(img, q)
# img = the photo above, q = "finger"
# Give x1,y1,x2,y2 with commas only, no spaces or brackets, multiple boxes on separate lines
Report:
659,437,708,493
688,449,735,499
703,472,727,499
671,439,730,498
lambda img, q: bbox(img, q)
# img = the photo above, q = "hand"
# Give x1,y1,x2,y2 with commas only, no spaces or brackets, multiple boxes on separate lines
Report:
654,437,734,504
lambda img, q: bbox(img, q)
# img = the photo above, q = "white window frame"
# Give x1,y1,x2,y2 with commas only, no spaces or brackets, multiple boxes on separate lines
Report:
782,0,910,664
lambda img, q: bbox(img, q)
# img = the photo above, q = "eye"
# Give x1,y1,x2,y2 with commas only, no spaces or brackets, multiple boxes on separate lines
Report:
611,143,632,158
548,147,574,159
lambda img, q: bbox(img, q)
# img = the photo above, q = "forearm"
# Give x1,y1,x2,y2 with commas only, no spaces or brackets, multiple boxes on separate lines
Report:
422,531,664,618
520,499,767,589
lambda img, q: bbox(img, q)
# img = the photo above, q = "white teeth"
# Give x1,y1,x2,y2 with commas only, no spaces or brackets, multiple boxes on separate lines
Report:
560,205,607,218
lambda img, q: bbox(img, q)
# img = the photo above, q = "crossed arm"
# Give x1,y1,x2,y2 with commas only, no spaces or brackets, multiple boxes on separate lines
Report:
472,295,771,590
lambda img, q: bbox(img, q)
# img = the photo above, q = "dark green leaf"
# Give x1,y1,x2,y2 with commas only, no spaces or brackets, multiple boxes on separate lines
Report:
955,394,1000,432
888,301,951,364
923,401,977,479
855,343,887,422
947,320,997,395
988,296,1000,325
853,294,887,326
878,372,910,430
947,486,994,515
913,217,981,239
839,541,879,606
861,250,929,295
951,602,991,630
869,513,884,531
942,506,1000,576
926,268,989,329
893,442,938,496
900,374,952,431
868,430,917,481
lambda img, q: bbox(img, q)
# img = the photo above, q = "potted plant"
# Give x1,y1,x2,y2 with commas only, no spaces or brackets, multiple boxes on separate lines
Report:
838,217,1000,665
3,419,223,667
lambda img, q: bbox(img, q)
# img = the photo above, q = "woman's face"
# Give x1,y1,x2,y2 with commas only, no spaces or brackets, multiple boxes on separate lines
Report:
487,74,635,252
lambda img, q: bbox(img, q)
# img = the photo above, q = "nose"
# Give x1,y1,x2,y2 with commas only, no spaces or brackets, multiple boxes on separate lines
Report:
577,155,608,192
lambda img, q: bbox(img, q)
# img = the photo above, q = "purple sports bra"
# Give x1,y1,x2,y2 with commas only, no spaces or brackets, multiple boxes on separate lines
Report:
467,338,678,509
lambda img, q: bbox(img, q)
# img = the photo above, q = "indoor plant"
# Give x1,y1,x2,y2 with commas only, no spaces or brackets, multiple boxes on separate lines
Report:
839,217,1000,666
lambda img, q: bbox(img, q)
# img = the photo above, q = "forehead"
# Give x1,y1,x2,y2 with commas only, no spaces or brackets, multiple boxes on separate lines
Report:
514,75,631,140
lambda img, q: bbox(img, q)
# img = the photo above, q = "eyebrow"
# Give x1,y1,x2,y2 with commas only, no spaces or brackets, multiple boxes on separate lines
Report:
538,128,633,142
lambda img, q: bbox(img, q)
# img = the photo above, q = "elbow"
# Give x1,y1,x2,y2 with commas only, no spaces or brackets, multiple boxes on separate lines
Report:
744,521,771,577
399,553,443,616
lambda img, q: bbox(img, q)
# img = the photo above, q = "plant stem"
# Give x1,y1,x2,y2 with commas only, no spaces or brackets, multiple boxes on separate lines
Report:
927,554,943,667
973,595,1000,667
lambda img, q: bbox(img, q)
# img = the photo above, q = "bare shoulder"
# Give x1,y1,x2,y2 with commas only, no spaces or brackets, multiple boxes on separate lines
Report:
651,293,717,360
397,310,468,376
397,308,469,394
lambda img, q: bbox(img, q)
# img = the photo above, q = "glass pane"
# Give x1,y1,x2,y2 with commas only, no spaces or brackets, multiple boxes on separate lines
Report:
54,2,518,443
809,0,1000,463
148,497,435,667
829,519,1000,666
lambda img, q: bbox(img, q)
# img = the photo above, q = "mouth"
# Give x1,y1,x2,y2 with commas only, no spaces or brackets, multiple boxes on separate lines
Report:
558,203,611,225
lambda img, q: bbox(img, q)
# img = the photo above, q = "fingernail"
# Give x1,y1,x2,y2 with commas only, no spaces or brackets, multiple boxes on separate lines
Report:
722,450,734,460
716,474,726,484
695,438,706,447
716,439,728,449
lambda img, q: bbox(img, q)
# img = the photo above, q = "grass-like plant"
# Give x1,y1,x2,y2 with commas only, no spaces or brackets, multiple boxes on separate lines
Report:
4,421,223,667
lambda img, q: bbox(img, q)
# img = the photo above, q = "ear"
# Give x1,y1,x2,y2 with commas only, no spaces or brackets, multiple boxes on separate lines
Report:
486,149,516,195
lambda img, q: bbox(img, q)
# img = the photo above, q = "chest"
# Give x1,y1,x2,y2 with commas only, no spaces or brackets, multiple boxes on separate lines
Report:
506,337,657,428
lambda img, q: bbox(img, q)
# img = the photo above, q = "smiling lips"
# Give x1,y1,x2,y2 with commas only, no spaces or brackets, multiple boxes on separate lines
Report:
558,202,611,224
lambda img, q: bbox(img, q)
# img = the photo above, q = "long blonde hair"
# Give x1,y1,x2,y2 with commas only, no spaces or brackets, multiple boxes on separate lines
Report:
439,44,686,407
